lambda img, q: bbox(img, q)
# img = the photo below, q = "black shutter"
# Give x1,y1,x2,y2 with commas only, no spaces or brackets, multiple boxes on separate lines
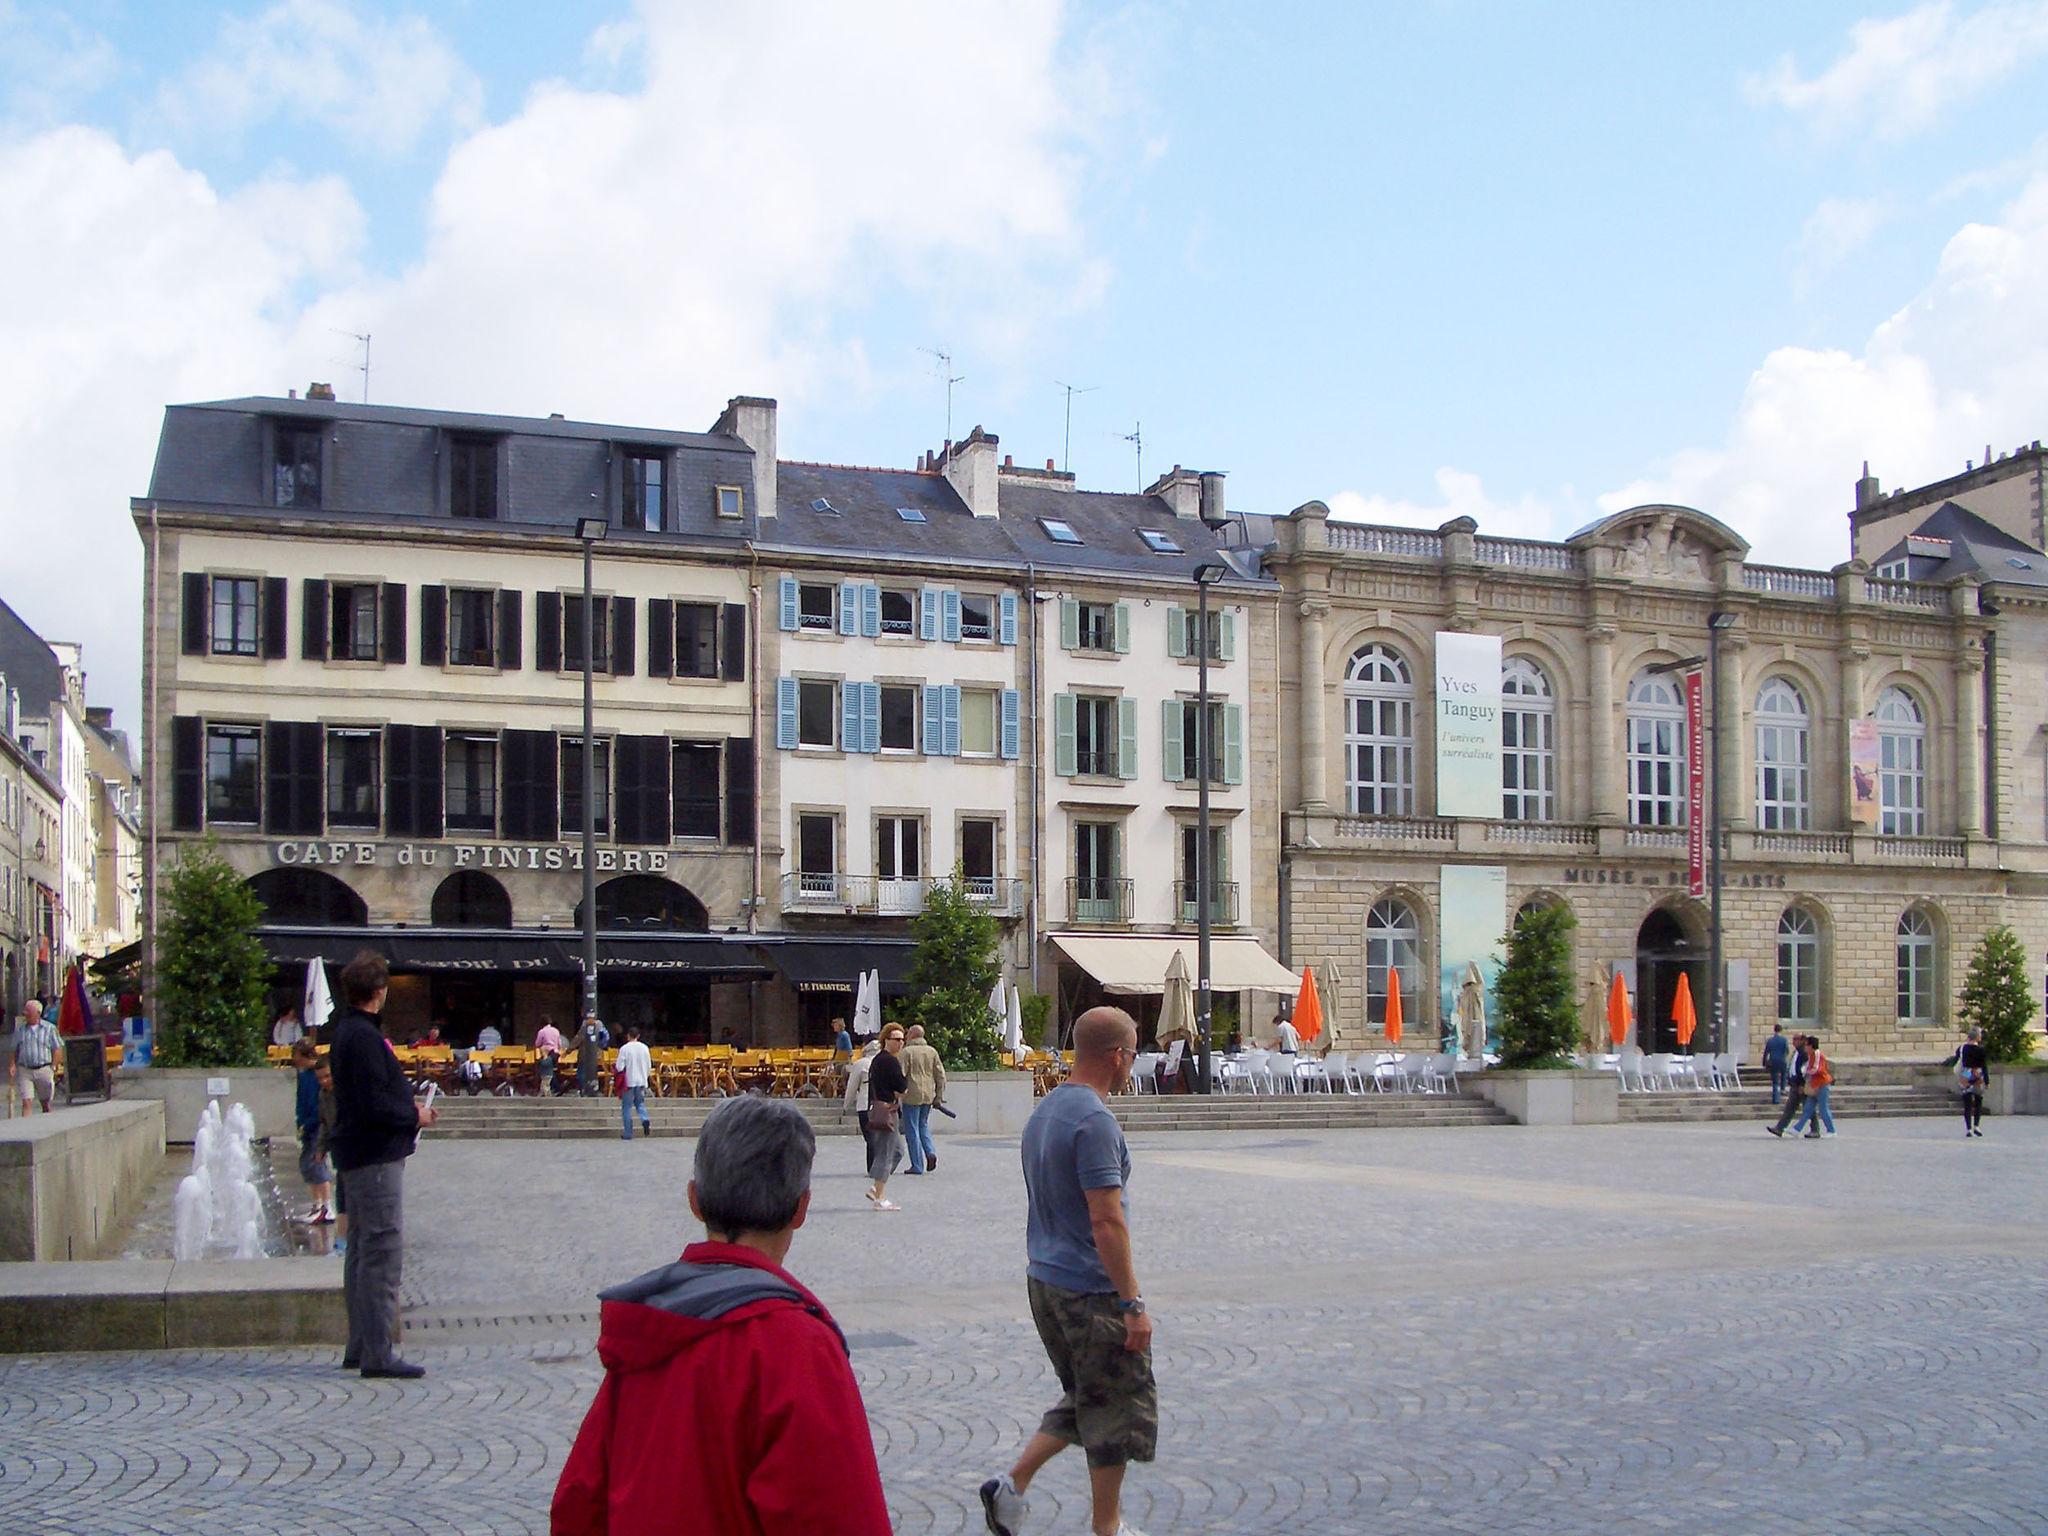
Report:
611,596,636,677
262,578,288,659
181,574,208,656
171,716,203,830
382,583,407,665
385,724,443,838
646,599,673,678
501,728,558,841
614,735,670,846
263,722,321,835
497,589,522,671
264,722,293,834
724,736,755,847
302,579,329,661
537,591,561,672
721,603,747,682
420,585,447,667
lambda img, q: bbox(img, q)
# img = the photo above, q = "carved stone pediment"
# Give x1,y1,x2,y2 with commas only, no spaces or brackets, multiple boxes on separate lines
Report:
1570,503,1748,583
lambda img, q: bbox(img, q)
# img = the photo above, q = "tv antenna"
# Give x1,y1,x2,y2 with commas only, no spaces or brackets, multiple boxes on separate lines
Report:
1119,421,1143,488
1055,380,1098,474
333,328,371,402
920,347,964,446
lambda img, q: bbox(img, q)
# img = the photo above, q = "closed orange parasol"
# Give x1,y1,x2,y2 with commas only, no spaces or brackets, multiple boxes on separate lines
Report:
1672,971,1698,1050
1293,966,1324,1045
1383,968,1404,1047
1606,971,1630,1048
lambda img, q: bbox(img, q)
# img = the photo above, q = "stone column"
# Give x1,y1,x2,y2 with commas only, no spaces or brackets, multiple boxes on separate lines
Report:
1956,644,1984,837
1588,623,1619,823
1299,599,1331,814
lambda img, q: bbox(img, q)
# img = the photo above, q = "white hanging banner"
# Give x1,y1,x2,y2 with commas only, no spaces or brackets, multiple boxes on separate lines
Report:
1434,631,1503,818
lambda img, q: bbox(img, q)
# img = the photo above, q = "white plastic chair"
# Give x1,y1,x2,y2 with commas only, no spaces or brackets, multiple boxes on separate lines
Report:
1421,1052,1461,1094
1709,1052,1742,1091
1324,1052,1363,1095
1129,1052,1160,1093
1617,1046,1648,1092
1266,1054,1300,1094
1641,1052,1677,1091
1240,1048,1270,1094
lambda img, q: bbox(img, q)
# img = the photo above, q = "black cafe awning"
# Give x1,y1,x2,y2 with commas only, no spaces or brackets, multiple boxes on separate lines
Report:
753,938,918,995
256,926,772,979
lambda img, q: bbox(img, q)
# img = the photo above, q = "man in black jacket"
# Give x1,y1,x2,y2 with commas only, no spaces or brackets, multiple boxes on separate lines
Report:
330,950,438,1379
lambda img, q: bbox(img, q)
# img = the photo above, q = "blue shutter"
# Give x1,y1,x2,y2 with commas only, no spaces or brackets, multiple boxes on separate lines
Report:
943,685,961,756
923,685,945,754
920,588,940,641
999,592,1018,646
842,681,863,750
778,577,799,632
838,580,858,636
1000,689,1020,759
860,584,881,637
862,682,882,754
941,589,961,643
776,676,798,749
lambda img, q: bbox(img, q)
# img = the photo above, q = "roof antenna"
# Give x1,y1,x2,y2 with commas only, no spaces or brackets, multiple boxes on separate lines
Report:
920,347,964,448
332,328,371,402
1119,421,1143,489
1055,380,1098,474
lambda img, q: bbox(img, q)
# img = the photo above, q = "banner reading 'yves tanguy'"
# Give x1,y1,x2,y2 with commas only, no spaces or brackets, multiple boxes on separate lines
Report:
1434,631,1503,818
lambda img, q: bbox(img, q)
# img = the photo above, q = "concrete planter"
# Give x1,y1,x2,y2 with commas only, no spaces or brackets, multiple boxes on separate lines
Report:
0,1099,165,1262
115,1065,297,1143
1985,1065,2048,1116
936,1070,1036,1135
1473,1068,1618,1127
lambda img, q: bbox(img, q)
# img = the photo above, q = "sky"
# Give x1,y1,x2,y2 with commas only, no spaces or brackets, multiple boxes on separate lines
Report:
3,0,2046,725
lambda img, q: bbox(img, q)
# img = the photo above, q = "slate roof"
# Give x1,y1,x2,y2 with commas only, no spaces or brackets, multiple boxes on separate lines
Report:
0,598,67,720
1872,501,2048,589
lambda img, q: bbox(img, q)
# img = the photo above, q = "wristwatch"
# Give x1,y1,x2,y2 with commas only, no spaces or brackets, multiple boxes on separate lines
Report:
1114,1296,1146,1315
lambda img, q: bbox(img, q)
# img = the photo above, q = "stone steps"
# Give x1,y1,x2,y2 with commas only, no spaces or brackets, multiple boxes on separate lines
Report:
429,1096,860,1139
1110,1092,1514,1132
1618,1085,1956,1124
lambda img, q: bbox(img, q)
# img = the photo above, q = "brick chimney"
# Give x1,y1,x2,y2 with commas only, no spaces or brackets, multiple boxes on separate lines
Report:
306,382,336,401
712,395,777,522
1146,465,1203,520
943,426,1000,518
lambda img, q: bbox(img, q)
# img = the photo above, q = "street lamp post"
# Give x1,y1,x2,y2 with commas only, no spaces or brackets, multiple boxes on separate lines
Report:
576,515,608,1022
1193,561,1228,1094
1706,610,1737,1054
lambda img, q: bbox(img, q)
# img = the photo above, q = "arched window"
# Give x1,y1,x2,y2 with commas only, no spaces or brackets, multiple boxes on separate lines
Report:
1501,657,1555,822
431,871,512,928
1896,907,1938,1024
1344,645,1415,816
1626,669,1687,827
1877,687,1926,835
1365,897,1421,1025
1755,678,1811,831
1775,907,1819,1025
575,875,709,932
245,869,368,927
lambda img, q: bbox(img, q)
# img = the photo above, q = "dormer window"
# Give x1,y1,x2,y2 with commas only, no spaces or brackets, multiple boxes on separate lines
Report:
273,423,322,508
622,450,665,532
1041,518,1083,545
1138,529,1181,554
450,437,497,519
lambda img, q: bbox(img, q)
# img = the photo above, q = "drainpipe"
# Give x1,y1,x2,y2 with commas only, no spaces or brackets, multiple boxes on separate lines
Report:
744,540,762,935
1026,562,1042,998
146,502,160,1030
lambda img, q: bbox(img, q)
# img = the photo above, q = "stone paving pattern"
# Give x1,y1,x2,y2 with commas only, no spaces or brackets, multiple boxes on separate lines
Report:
5,1118,2046,1532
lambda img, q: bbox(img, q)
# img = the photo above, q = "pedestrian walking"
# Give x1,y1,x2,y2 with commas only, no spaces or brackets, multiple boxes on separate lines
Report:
292,1039,334,1223
899,1023,948,1174
576,1014,606,1098
316,1053,345,1255
616,1026,653,1141
860,1025,909,1211
980,1006,1156,1536
12,1000,58,1115
1788,1035,1836,1138
552,1095,891,1535
1762,1023,1791,1104
1946,1026,1990,1138
329,949,437,1379
1766,1034,1811,1138
534,1014,564,1095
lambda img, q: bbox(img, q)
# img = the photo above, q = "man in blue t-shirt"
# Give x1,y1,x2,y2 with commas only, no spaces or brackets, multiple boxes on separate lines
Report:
980,1006,1155,1536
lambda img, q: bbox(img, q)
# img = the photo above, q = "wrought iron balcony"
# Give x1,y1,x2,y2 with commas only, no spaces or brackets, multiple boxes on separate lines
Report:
1066,877,1133,924
1175,880,1239,925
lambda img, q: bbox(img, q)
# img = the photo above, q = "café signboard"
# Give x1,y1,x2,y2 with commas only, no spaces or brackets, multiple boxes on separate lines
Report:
270,840,675,875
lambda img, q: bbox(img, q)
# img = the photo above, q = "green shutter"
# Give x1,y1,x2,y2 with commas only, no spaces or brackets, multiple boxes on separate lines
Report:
1118,696,1138,780
1166,604,1187,659
1161,698,1184,782
1220,612,1236,662
1059,596,1078,651
1054,693,1077,777
1113,603,1130,655
1224,703,1244,785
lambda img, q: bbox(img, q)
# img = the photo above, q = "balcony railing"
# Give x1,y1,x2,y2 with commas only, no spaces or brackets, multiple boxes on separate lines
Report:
1742,564,1836,598
1870,835,1967,863
1485,821,1598,847
1750,831,1851,857
1066,877,1133,924
1332,816,1455,843
1325,523,1443,558
1473,536,1584,572
1072,748,1120,777
1174,880,1239,926
1867,579,1946,609
782,873,1024,916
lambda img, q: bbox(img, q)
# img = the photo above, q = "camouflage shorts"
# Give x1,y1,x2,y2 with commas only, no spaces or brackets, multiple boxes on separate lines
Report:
1027,1277,1158,1468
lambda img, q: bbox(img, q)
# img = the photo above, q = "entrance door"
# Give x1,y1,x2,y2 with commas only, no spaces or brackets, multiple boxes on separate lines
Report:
1634,908,1703,1055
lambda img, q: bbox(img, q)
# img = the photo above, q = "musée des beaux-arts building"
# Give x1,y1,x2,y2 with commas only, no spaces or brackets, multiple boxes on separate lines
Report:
136,389,2048,1058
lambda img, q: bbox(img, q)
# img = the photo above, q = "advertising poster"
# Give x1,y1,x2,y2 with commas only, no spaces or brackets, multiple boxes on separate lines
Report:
1685,670,1705,895
1434,631,1503,818
1849,718,1881,828
1439,864,1508,1058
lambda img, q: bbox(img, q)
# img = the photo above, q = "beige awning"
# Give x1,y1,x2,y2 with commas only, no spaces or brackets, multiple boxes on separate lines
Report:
1048,933,1300,995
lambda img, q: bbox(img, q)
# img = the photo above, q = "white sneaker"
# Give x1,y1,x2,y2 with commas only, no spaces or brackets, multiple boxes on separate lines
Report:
979,1474,1030,1535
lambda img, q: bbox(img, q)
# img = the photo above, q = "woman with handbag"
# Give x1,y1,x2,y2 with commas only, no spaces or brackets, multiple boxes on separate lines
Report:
862,1025,910,1211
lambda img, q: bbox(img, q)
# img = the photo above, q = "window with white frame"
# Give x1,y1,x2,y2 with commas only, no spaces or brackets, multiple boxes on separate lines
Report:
211,577,260,658
1755,677,1811,831
1626,670,1687,827
1776,906,1819,1024
1896,907,1937,1023
796,813,838,896
1501,656,1555,822
1073,694,1119,776
1366,897,1420,1025
1876,686,1926,835
1344,644,1415,816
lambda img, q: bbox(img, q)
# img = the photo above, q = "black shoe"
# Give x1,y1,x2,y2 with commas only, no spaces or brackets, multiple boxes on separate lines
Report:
641,1122,652,1134
340,1356,359,1370
926,1153,937,1170
1766,1127,1783,1138
362,1360,426,1380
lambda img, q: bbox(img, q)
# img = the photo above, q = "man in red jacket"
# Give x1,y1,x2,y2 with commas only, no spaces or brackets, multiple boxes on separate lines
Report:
552,1094,891,1535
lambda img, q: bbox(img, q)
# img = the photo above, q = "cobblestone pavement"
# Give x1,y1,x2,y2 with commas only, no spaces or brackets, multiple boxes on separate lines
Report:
6,1118,2047,1533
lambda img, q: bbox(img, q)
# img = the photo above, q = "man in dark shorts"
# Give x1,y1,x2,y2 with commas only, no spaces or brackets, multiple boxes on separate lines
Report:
981,1005,1154,1536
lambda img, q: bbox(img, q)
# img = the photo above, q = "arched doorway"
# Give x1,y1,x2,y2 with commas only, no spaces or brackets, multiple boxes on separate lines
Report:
574,875,710,932
245,869,369,927
431,871,512,928
1635,906,1703,1055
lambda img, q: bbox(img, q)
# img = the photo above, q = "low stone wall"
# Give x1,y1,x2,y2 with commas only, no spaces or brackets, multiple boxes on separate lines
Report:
0,1099,165,1263
937,1071,1037,1135
0,1258,344,1353
115,1065,298,1143
1471,1069,1619,1127
1985,1066,2048,1116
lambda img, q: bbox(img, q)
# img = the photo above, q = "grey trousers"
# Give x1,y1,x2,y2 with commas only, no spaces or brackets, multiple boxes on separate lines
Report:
342,1157,406,1368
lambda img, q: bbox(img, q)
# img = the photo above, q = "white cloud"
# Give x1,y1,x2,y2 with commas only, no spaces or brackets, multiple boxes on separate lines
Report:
1745,1,2048,139
1330,469,1578,543
156,0,483,157
1794,195,1893,288
1599,168,2048,567
0,1,117,127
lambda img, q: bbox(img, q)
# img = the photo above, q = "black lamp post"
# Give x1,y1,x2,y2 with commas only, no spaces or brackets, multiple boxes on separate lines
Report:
1193,560,1229,1093
576,514,608,1021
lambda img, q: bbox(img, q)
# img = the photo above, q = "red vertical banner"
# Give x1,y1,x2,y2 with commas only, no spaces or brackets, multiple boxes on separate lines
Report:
1685,670,1705,897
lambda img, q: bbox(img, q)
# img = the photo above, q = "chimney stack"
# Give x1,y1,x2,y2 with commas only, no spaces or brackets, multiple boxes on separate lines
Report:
713,395,778,522
1199,471,1227,525
306,382,336,401
942,426,1000,518
1854,460,1881,513
1146,464,1204,521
